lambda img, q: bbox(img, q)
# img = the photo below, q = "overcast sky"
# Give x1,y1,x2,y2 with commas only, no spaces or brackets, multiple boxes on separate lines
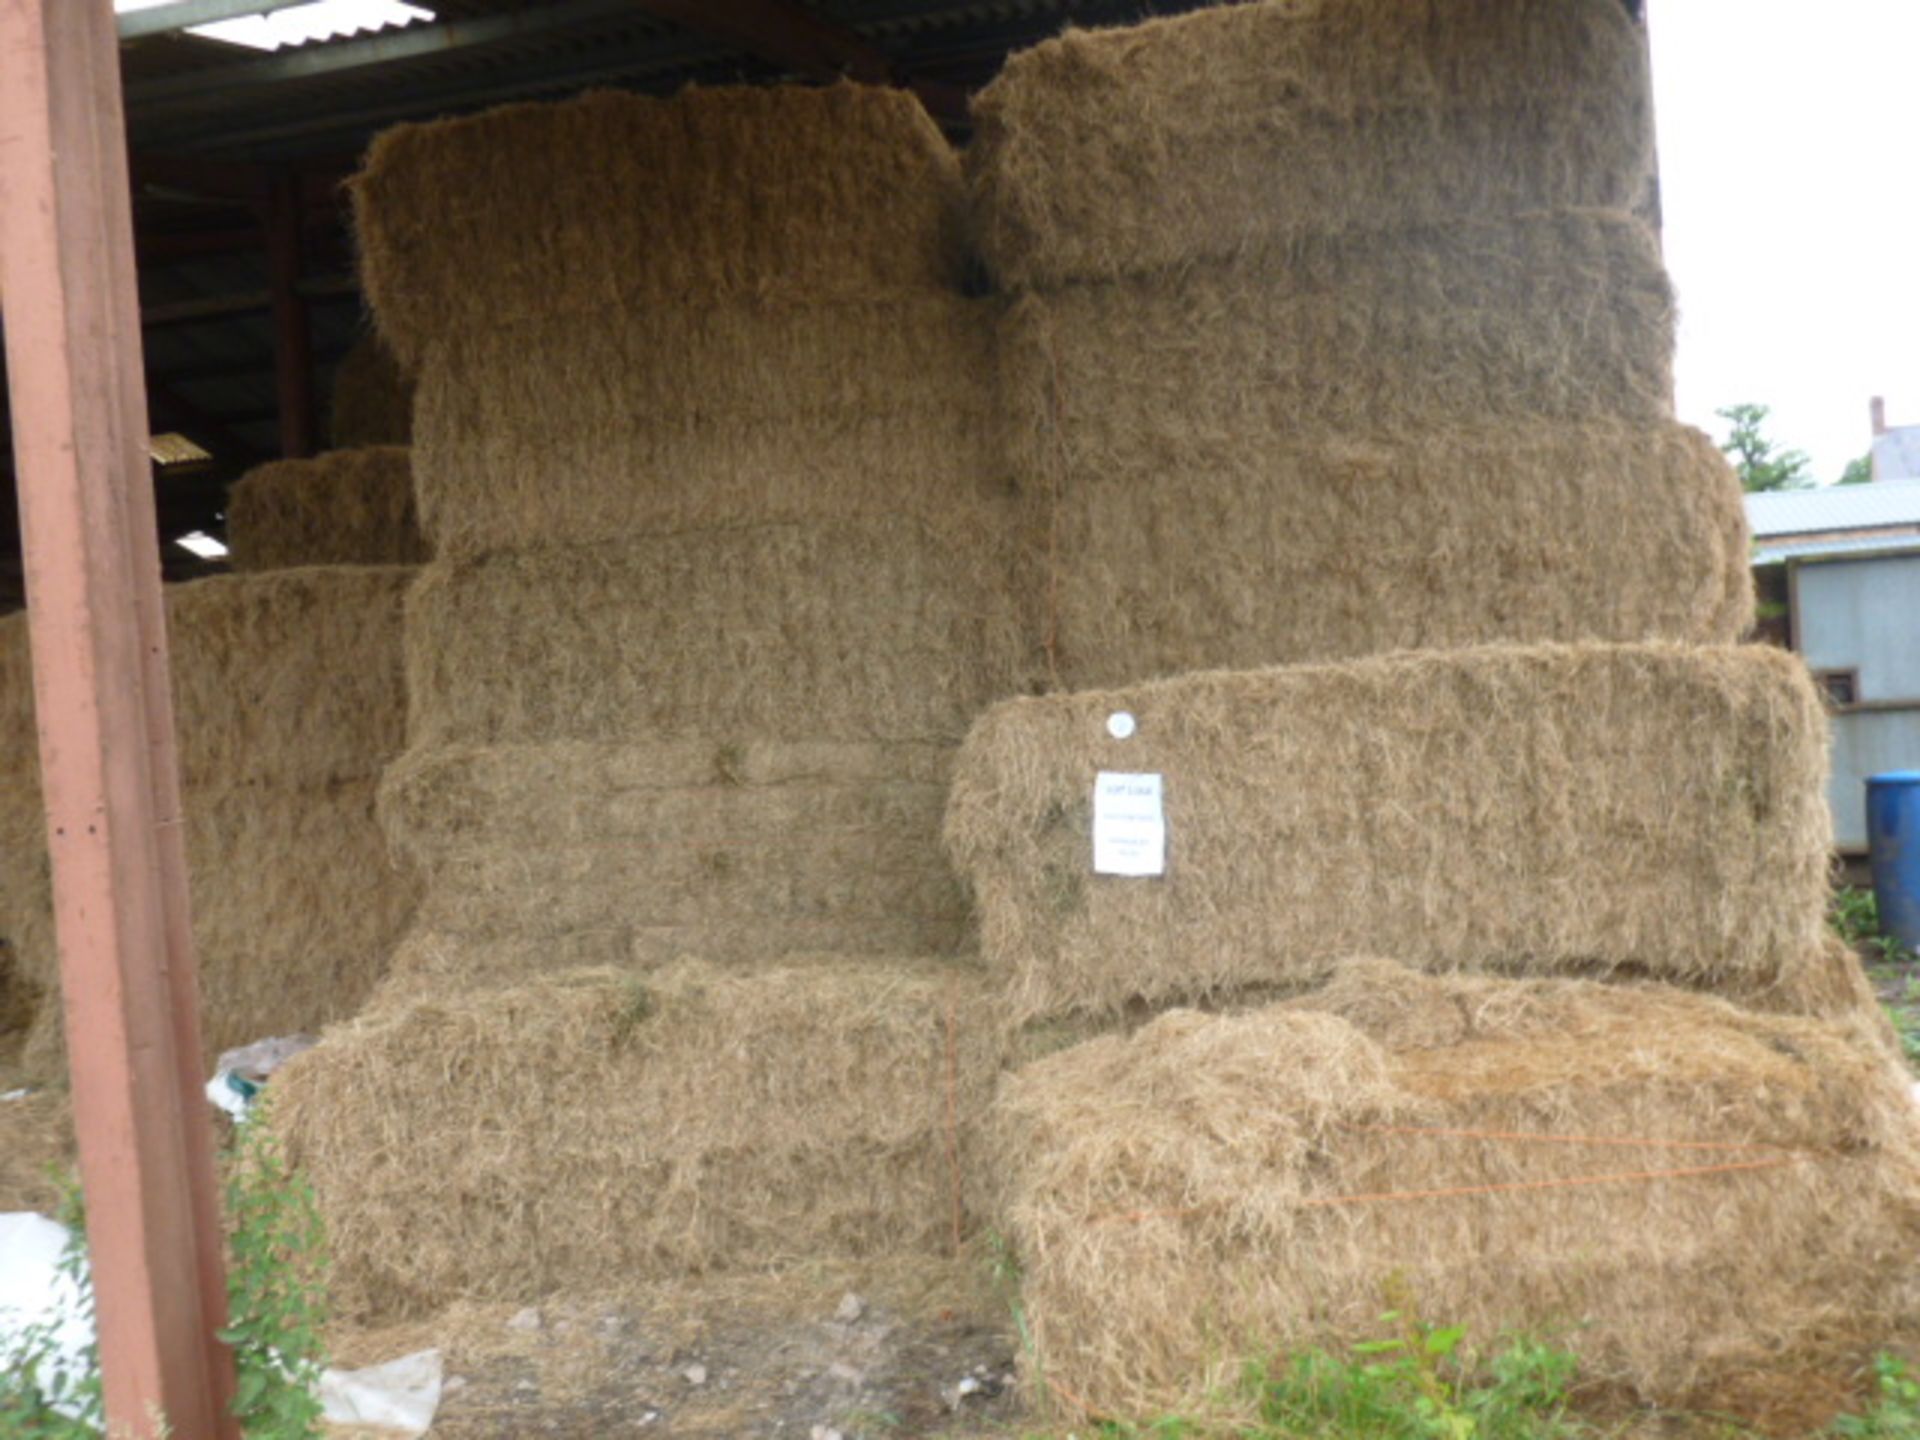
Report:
1647,0,1920,483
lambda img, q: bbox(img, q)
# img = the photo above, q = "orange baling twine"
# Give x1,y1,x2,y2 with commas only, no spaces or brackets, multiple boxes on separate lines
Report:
1086,1121,1809,1227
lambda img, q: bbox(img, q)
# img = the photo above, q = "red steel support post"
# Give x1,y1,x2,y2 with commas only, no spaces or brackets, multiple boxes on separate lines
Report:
0,2,239,1435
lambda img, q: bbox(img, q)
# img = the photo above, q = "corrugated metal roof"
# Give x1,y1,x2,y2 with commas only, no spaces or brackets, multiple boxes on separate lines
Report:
1752,534,1920,566
1744,478,1920,538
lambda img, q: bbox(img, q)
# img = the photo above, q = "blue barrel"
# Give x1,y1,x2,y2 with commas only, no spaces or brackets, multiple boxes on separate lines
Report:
1868,771,1920,956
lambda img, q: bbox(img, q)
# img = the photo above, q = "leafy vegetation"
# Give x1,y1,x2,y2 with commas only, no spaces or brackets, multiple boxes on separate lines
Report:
1716,402,1813,493
1831,1355,1920,1439
0,1103,330,1439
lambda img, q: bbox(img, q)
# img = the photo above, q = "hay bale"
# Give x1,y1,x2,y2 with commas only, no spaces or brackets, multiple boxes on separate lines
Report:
411,295,1006,557
382,739,963,928
271,959,997,1320
403,525,1029,749
373,918,974,1004
945,643,1835,1024
0,1090,72,1214
356,83,966,365
19,777,418,1076
330,333,415,448
227,448,427,572
1003,212,1674,443
33,569,417,789
969,0,1651,287
1027,420,1751,690
989,963,1920,1417
2,570,418,1078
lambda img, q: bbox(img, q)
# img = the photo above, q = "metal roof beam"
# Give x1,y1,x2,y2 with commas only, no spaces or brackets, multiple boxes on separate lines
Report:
118,1,314,41
631,0,966,121
126,0,646,114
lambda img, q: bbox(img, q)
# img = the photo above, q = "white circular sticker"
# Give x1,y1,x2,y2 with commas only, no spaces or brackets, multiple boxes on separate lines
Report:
1106,711,1137,740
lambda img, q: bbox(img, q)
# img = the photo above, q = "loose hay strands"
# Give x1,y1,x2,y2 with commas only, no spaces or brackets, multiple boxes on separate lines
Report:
355,83,967,365
945,643,1835,1024
410,294,1006,557
1018,420,1751,690
999,212,1675,444
329,333,415,448
226,447,427,572
968,0,1651,287
988,963,1920,1419
271,959,1000,1321
403,524,1029,749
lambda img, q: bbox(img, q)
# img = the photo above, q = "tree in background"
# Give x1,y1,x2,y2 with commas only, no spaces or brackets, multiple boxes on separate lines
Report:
1716,403,1814,492
1838,452,1874,485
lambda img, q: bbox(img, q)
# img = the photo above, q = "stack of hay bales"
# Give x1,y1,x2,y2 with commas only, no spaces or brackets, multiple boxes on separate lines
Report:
987,959,1920,1415
272,84,1025,1317
970,0,1750,688
949,0,1920,1416
340,83,1022,994
1,568,418,1079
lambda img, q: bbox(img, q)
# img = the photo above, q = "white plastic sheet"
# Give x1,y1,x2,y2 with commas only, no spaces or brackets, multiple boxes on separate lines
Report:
0,1213,440,1435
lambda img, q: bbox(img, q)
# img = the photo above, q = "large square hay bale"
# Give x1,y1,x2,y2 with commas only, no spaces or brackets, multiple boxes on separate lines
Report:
403,525,1029,749
946,644,1835,1022
411,295,1004,557
0,570,419,1077
1023,421,1750,690
272,959,998,1320
356,83,966,363
970,0,1651,286
988,961,1920,1417
376,741,970,972
1001,212,1675,441
227,448,426,572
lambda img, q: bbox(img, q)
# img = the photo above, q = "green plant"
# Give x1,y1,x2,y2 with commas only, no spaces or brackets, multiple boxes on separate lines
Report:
220,1104,329,1437
1831,1354,1920,1439
1030,1318,1593,1440
0,1106,330,1439
1834,888,1904,964
1249,1314,1588,1440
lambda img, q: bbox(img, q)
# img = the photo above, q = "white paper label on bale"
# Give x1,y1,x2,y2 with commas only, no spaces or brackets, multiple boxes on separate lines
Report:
1093,771,1165,876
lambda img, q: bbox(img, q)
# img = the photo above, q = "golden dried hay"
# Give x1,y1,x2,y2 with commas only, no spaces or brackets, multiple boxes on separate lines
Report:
969,0,1651,287
1024,420,1751,690
0,571,412,793
372,918,974,1005
411,294,1006,557
989,962,1920,1418
403,524,1030,750
1,570,417,1078
0,1089,72,1214
18,777,419,1077
355,83,967,365
329,333,415,448
1002,212,1674,446
380,740,965,948
271,959,998,1321
945,643,1835,1024
227,447,427,573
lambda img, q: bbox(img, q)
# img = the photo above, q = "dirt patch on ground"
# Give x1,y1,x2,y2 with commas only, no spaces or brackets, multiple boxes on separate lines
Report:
326,1261,1020,1438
